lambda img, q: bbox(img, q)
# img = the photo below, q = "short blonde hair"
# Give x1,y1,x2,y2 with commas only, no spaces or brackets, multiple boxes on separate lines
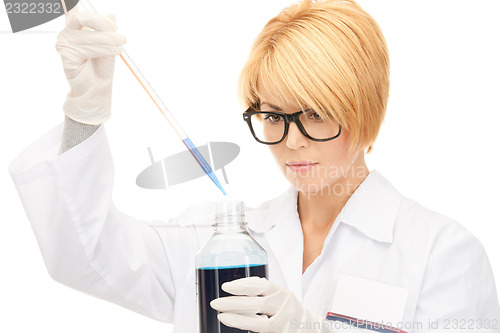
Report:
238,0,389,154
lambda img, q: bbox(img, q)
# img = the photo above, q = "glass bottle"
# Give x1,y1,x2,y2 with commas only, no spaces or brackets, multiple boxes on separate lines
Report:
196,200,268,333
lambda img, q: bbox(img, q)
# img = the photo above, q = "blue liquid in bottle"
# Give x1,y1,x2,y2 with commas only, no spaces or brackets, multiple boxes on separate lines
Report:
196,200,268,333
197,264,268,333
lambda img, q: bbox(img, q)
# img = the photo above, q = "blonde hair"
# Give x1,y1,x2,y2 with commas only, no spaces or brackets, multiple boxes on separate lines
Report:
238,0,389,154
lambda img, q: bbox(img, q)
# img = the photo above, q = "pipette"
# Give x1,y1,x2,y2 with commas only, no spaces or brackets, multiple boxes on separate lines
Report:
60,0,227,195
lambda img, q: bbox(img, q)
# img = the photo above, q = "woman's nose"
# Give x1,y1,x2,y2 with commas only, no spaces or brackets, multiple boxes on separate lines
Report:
286,122,308,149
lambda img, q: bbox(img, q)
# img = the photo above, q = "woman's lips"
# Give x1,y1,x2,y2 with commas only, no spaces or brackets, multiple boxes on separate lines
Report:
286,161,318,172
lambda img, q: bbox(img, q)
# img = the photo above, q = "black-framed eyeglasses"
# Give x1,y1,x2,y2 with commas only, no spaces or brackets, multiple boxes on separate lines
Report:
242,106,342,145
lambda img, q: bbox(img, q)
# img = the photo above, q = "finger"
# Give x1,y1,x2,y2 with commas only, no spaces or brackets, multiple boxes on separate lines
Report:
222,277,280,296
77,43,123,59
218,313,270,332
67,11,118,32
211,296,265,314
62,29,126,46
93,56,116,78
58,43,123,67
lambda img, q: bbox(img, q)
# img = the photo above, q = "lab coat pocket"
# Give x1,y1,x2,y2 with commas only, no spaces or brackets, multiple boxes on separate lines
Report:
326,273,409,332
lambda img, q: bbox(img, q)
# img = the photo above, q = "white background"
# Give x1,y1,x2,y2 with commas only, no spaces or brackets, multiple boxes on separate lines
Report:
1,0,499,332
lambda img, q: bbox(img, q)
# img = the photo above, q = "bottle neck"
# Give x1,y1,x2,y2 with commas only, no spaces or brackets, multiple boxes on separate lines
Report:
214,216,247,234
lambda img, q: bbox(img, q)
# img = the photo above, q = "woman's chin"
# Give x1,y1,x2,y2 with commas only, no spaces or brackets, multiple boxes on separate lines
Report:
288,178,331,196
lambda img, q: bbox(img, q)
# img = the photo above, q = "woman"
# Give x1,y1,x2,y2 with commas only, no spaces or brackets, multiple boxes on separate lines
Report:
9,0,500,332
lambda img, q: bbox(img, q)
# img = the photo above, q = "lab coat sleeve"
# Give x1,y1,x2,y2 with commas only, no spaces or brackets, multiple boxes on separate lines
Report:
9,123,176,323
413,221,500,331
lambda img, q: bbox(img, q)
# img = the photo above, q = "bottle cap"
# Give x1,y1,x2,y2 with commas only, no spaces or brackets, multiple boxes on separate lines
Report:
215,200,245,224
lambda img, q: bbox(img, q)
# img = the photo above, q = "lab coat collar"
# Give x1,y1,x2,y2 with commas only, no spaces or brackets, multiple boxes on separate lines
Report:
245,170,401,300
245,186,298,234
336,169,402,243
246,169,402,243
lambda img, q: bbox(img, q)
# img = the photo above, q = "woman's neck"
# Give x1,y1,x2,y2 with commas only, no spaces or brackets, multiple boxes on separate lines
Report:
297,155,370,231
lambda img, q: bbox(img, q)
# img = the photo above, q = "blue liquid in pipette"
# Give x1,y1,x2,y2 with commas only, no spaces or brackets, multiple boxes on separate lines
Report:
182,138,227,195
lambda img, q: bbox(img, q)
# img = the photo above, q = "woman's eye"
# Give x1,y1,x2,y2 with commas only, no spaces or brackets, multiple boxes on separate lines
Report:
263,114,283,124
307,111,324,122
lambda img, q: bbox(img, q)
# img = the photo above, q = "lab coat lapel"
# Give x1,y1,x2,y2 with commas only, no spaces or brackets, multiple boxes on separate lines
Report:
246,170,402,301
337,170,402,243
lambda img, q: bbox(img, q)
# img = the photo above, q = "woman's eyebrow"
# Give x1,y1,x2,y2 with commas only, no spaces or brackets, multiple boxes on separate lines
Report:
260,102,282,111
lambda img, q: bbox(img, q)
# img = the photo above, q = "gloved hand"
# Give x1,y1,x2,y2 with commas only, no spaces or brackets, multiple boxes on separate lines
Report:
210,277,324,332
55,6,126,125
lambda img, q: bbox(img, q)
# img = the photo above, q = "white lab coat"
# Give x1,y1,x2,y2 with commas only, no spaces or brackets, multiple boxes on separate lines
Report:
9,123,500,333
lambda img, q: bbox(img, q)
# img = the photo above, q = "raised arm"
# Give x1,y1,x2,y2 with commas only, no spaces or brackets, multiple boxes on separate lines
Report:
9,8,177,323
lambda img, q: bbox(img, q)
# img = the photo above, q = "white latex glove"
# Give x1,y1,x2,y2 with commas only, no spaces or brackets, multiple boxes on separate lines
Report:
210,277,324,333
55,6,126,125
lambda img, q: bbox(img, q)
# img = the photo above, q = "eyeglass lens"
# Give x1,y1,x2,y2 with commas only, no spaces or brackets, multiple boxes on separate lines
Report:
249,111,340,143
